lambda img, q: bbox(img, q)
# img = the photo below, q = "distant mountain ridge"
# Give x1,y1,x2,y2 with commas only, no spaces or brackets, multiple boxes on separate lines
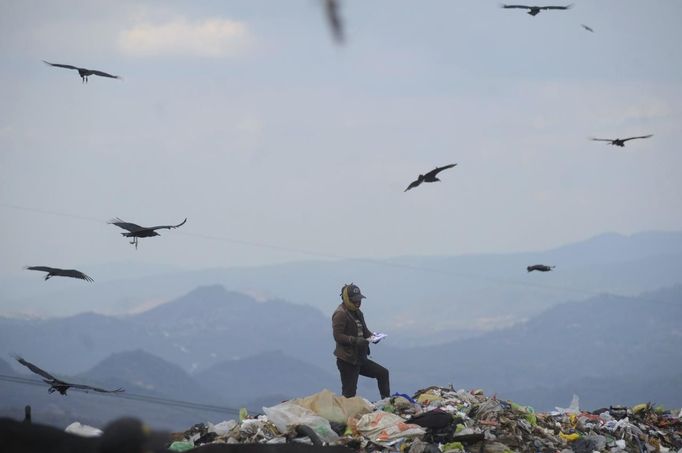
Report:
2,230,681,346
0,287,334,375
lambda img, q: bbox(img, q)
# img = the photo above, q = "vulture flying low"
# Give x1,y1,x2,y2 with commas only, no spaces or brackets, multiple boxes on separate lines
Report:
502,4,572,16
405,164,457,192
590,135,653,147
11,355,124,395
527,264,555,272
43,60,121,83
25,266,93,282
109,217,187,249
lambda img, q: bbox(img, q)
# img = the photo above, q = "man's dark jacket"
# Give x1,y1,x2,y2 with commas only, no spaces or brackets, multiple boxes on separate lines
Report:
332,303,371,365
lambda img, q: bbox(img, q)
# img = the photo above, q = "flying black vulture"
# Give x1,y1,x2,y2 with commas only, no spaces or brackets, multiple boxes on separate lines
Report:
590,135,653,147
404,164,457,192
324,0,344,44
43,60,121,83
11,355,124,395
108,217,187,249
501,4,572,16
581,24,594,32
527,264,555,272
25,266,93,282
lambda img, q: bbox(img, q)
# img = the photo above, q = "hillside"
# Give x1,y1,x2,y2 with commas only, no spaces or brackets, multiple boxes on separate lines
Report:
2,231,682,346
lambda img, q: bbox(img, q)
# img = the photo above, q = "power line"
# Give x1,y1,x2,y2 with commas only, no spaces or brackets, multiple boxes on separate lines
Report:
0,201,651,300
0,374,253,416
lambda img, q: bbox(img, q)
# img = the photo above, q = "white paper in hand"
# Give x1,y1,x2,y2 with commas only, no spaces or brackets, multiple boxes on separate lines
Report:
369,332,387,344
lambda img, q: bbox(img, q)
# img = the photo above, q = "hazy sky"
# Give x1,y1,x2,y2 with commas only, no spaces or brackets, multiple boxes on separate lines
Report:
1,0,681,276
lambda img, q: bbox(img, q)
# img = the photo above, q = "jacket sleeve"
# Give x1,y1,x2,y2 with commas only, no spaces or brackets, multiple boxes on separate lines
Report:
332,310,357,346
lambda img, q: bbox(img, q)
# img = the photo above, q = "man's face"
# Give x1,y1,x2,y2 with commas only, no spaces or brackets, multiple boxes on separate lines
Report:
351,298,362,308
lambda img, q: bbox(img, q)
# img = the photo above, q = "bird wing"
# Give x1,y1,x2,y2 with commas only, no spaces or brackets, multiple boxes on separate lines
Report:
42,61,81,71
108,218,145,233
61,269,94,282
25,266,57,274
404,179,421,192
540,5,572,10
69,382,125,393
622,134,653,142
502,5,532,9
325,0,344,44
147,218,188,231
426,163,457,178
89,70,120,79
12,355,59,382
590,138,613,142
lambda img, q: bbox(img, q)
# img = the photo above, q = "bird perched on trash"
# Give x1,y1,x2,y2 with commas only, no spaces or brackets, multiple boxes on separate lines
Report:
43,61,121,83
581,24,594,32
501,4,572,16
404,164,457,192
108,217,187,249
24,266,94,282
11,355,124,395
324,0,344,44
527,264,555,272
590,135,653,147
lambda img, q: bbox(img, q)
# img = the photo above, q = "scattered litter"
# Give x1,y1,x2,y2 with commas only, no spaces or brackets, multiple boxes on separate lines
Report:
167,388,682,452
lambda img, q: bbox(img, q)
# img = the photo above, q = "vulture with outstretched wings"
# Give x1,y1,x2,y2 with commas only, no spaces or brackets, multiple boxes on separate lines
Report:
25,266,93,282
590,135,653,147
527,264,555,272
11,355,124,395
109,217,187,249
405,164,457,192
502,4,572,16
43,60,121,83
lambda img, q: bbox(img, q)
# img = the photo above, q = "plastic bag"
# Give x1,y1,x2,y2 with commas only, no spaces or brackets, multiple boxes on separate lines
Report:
64,421,103,437
263,401,339,444
291,389,372,424
356,411,425,446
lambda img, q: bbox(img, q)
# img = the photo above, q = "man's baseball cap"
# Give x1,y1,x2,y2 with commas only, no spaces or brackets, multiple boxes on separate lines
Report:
344,283,366,302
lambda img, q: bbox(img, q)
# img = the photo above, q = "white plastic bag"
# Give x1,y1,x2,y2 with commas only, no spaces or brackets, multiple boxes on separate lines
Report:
263,402,339,444
64,421,103,437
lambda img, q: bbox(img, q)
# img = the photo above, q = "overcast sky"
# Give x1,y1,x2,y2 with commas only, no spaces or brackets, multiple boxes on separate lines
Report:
1,0,681,276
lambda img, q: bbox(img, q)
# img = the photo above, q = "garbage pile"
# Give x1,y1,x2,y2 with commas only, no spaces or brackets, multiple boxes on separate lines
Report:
169,388,682,452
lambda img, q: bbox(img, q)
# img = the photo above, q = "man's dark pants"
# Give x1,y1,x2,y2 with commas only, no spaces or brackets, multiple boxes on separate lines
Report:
336,357,390,399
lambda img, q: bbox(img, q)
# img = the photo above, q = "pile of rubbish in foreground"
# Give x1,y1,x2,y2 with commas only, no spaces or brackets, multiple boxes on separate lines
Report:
168,387,682,452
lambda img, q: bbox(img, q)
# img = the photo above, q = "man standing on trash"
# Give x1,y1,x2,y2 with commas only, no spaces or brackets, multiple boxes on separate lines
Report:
332,283,390,400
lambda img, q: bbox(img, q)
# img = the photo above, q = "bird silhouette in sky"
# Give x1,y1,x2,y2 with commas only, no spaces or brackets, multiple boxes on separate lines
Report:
324,0,344,44
501,4,572,16
590,135,653,147
25,266,93,282
527,264,555,272
11,355,124,395
581,24,594,32
43,60,121,83
109,217,187,249
404,164,457,192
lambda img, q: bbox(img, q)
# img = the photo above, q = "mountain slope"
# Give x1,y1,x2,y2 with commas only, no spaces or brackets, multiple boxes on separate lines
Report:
2,231,681,346
195,350,338,407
